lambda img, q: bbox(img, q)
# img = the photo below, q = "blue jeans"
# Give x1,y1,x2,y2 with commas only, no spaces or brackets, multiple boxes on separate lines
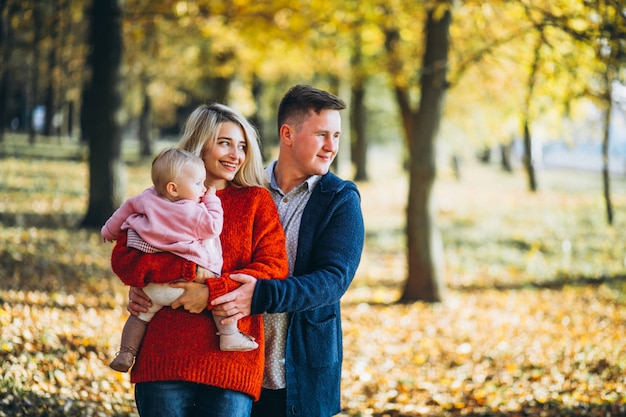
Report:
135,381,253,417
251,388,286,417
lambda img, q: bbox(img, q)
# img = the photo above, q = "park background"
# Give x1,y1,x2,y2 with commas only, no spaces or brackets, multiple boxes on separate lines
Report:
1,0,626,416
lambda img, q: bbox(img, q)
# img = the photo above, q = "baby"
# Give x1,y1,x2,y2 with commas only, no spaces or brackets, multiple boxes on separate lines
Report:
102,148,258,373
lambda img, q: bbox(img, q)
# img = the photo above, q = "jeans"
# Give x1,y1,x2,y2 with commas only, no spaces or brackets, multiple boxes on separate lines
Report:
135,381,253,417
251,388,286,417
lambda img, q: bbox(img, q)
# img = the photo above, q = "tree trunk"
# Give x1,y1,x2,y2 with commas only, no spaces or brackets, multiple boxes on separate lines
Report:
500,141,513,173
522,120,537,191
601,69,613,225
79,82,91,143
138,89,153,158
249,75,270,160
66,100,74,138
81,0,124,228
28,4,44,145
522,38,541,192
350,28,368,182
43,1,60,137
209,76,230,104
394,86,413,151
400,7,450,303
0,0,9,142
350,80,368,181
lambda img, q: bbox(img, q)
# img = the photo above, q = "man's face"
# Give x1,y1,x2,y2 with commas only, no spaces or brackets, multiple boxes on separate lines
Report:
289,109,342,177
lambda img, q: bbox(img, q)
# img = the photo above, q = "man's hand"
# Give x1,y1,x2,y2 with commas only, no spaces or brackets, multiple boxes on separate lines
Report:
211,273,257,325
128,287,151,316
170,281,209,314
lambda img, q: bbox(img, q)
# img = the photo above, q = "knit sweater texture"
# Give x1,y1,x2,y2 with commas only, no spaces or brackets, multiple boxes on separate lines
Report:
110,185,288,400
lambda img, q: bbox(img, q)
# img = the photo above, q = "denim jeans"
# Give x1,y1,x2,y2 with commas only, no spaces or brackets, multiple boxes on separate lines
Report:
135,381,253,417
251,388,286,417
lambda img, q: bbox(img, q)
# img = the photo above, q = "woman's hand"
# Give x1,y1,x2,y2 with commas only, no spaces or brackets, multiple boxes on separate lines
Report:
170,281,209,314
127,287,152,316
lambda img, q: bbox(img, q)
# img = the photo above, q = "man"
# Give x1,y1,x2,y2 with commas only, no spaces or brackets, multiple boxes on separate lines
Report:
212,84,364,417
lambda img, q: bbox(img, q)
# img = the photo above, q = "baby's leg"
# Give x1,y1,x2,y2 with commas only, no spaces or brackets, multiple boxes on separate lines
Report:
213,313,258,352
110,315,148,372
110,283,179,373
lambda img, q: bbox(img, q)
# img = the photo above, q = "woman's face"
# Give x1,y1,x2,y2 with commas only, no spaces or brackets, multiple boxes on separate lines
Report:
202,121,247,189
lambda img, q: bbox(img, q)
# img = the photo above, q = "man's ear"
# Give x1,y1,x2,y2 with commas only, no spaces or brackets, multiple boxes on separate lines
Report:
279,124,293,146
165,181,178,198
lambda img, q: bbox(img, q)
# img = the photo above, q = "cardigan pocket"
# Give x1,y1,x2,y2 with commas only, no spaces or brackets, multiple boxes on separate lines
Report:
304,313,339,368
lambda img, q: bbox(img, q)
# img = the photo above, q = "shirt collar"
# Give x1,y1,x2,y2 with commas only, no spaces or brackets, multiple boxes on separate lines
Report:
266,160,321,195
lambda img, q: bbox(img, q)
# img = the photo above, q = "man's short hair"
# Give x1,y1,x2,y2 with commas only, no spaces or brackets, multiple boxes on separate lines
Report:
277,84,346,131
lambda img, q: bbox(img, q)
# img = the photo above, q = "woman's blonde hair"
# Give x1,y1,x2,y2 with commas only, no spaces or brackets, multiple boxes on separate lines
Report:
178,103,265,187
151,147,204,197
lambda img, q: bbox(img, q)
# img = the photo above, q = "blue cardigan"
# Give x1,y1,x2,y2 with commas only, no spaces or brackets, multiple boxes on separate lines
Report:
252,171,365,417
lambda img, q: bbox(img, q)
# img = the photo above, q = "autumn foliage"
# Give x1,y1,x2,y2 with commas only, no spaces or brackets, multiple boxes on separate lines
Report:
1,141,625,416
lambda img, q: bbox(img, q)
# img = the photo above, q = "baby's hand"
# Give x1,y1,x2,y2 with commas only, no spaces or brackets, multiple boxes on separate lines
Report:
194,266,217,283
206,185,216,195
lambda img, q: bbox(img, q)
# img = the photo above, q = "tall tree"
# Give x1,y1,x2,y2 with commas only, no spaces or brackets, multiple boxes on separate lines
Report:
81,0,124,228
386,3,450,303
594,0,625,225
526,0,626,223
521,34,541,192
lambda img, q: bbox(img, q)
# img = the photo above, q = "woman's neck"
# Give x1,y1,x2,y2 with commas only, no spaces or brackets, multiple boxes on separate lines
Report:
207,179,229,190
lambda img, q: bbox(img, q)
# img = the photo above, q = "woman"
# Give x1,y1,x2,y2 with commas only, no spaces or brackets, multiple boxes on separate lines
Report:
110,103,289,417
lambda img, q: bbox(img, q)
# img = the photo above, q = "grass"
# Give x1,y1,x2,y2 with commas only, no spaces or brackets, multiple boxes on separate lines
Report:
1,135,625,416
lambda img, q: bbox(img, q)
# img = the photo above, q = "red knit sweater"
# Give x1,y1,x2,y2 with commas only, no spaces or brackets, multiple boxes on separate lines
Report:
110,185,288,400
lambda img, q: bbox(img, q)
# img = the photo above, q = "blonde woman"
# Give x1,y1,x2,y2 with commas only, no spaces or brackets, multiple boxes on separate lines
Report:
111,103,288,417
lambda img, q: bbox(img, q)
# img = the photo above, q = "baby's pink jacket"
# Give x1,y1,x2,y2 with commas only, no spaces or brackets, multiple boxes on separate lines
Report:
101,187,223,274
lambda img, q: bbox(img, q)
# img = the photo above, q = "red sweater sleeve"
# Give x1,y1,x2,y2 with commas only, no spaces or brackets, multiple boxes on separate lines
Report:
110,230,197,287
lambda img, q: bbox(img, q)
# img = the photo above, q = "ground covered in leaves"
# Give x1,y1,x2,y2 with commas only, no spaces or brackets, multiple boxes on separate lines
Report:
1,141,625,416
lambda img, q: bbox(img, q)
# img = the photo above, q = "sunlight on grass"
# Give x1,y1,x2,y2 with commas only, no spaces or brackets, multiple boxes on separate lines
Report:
353,147,626,294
